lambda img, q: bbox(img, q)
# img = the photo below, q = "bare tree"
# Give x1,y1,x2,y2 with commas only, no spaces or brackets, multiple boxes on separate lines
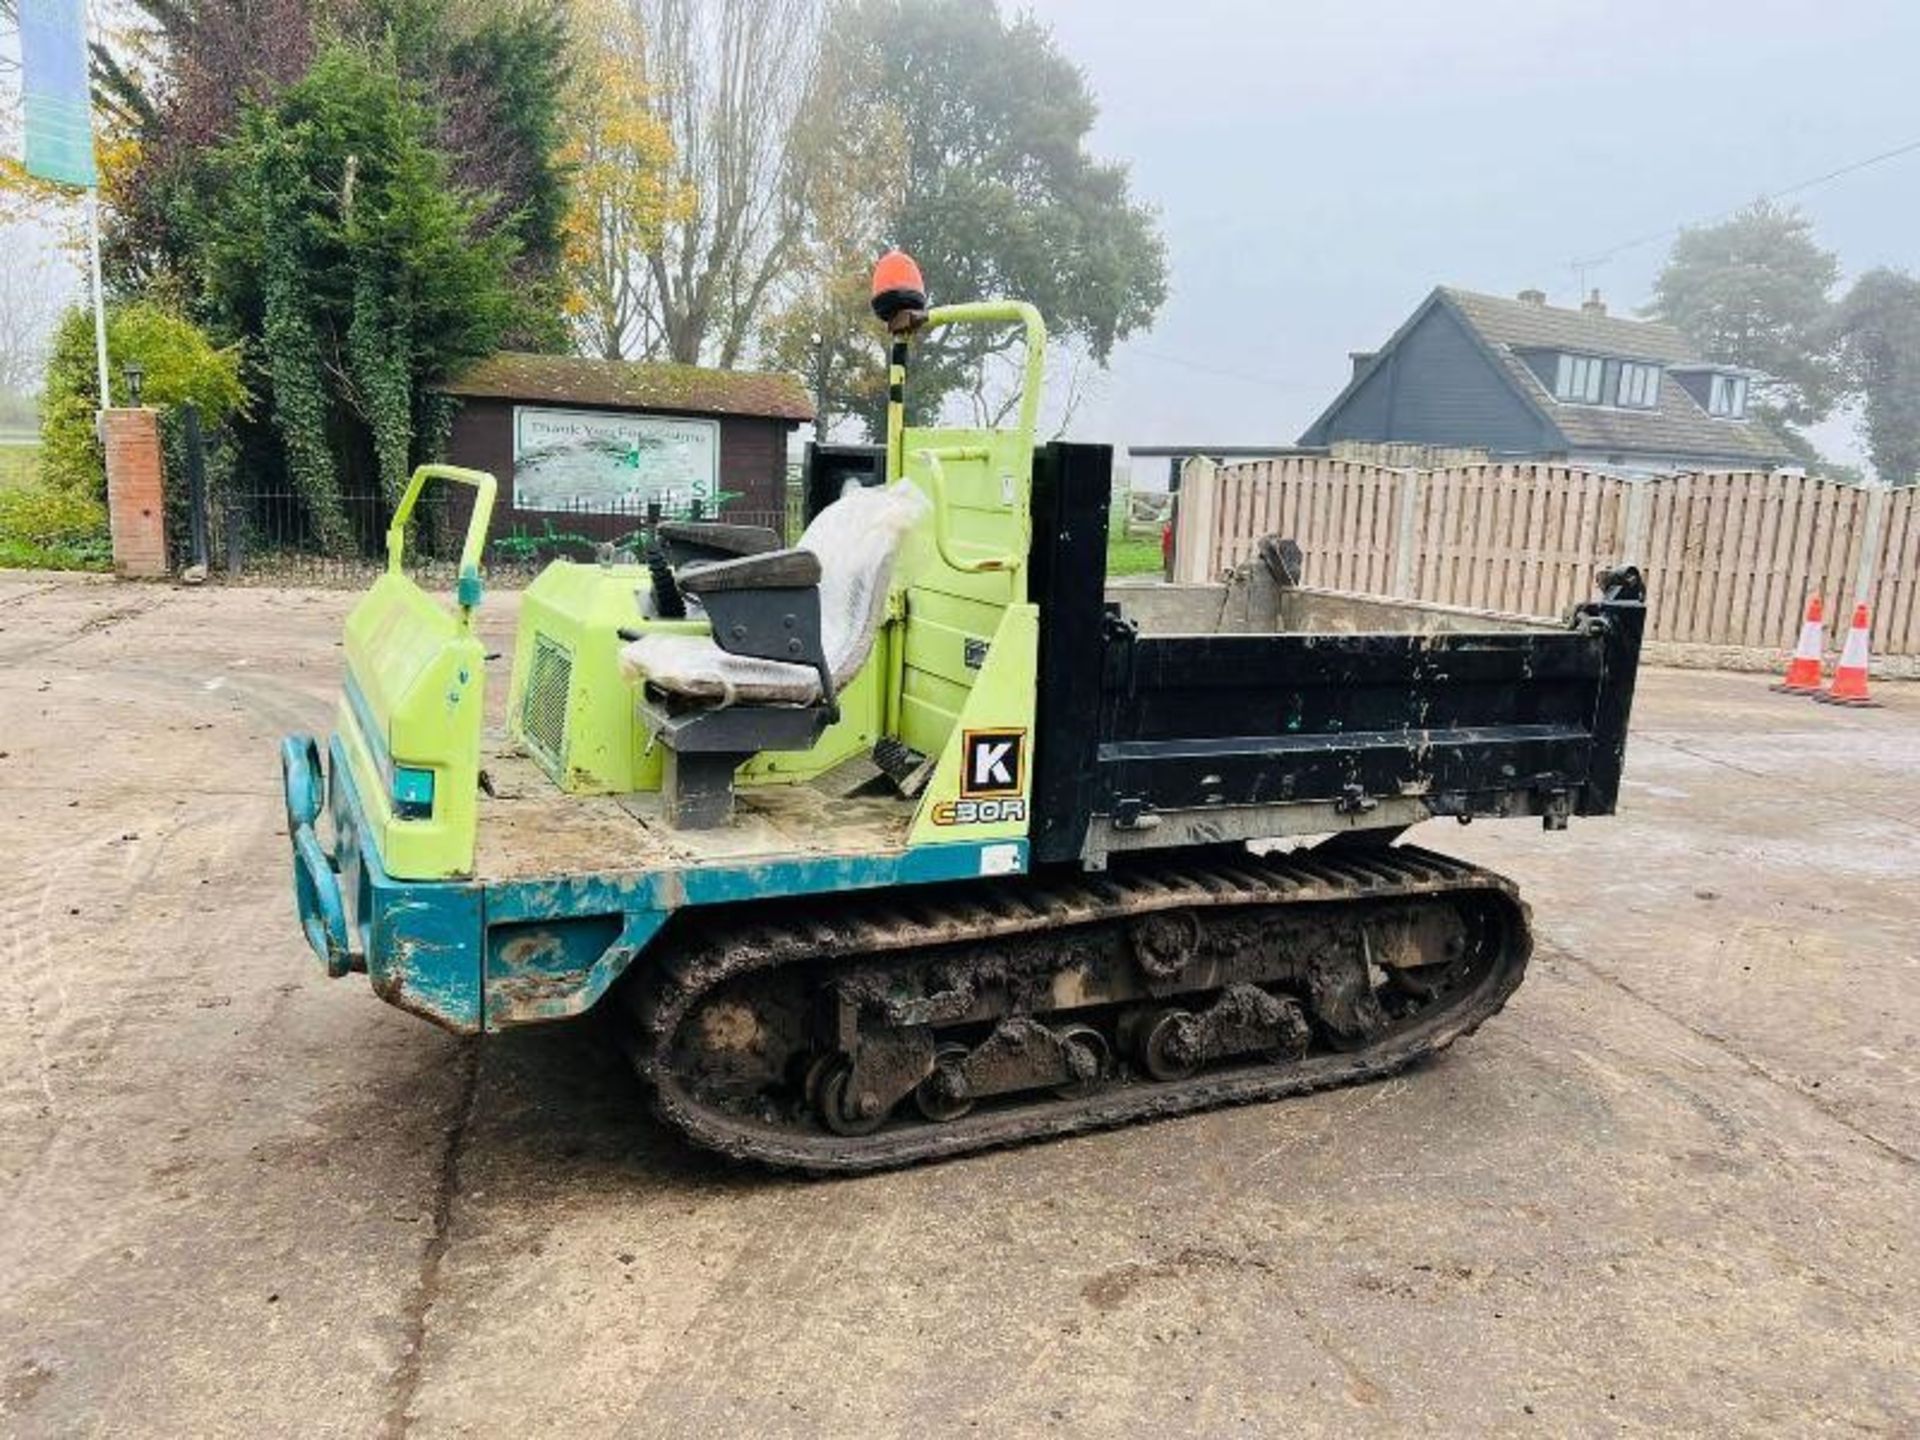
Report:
0,226,73,394
634,0,824,366
962,341,1103,441
1,1,21,137
560,0,685,362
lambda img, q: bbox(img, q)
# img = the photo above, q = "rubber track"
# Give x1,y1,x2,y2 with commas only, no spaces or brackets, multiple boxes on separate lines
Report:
627,845,1532,1173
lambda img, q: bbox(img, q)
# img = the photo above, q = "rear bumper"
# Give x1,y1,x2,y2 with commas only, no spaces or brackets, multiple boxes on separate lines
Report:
281,736,351,978
282,733,486,1033
282,731,1033,1035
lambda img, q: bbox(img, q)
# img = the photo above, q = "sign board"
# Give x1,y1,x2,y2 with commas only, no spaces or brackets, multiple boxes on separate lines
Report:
511,406,721,515
20,0,96,188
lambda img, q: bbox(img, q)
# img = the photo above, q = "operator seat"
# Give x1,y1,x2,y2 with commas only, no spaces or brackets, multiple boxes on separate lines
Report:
618,481,929,827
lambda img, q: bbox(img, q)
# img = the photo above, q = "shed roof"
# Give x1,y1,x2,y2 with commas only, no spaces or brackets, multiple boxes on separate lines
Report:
440,353,814,422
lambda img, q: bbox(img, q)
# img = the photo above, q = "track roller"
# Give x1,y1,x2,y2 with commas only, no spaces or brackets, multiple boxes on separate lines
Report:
813,1059,891,1137
1053,1024,1111,1099
914,1043,975,1123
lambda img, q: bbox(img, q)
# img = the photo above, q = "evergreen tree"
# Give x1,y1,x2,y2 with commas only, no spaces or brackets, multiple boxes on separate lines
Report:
1648,200,1841,437
1830,269,1920,486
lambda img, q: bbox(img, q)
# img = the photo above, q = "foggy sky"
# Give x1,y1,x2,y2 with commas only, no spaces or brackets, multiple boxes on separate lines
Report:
9,1,1916,471
1018,0,1920,468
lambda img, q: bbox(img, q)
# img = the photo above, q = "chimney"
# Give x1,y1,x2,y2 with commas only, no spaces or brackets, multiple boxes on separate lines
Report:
1517,288,1546,306
1582,289,1607,316
1348,350,1376,380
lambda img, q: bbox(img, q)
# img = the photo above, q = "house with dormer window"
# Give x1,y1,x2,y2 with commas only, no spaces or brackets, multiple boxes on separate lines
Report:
1299,286,1791,473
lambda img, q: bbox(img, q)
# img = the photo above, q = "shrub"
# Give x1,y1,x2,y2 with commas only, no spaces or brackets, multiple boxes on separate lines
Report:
0,482,108,541
39,302,248,500
0,482,111,570
0,444,38,490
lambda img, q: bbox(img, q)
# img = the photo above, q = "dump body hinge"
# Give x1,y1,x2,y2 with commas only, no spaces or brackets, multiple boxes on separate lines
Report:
1335,783,1378,816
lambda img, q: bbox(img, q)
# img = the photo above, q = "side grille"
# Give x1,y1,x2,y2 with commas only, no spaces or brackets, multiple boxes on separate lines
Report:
521,635,573,772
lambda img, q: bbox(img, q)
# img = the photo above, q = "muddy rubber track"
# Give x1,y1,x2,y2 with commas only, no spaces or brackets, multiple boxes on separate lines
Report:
625,845,1531,1173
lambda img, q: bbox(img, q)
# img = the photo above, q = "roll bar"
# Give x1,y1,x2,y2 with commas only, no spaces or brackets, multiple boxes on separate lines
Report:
884,300,1048,484
384,464,499,630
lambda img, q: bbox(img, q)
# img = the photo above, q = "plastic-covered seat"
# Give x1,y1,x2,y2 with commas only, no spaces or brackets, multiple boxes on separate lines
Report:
619,482,928,708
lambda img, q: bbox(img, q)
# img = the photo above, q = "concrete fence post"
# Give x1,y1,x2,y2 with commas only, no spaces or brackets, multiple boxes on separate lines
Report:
1171,455,1219,584
1852,479,1891,606
1620,474,1654,568
1391,468,1422,598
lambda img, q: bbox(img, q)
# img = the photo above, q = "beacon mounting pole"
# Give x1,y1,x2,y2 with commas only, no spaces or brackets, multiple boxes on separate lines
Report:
869,250,930,484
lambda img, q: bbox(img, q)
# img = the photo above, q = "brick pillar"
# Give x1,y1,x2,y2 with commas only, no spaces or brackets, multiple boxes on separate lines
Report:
101,408,168,579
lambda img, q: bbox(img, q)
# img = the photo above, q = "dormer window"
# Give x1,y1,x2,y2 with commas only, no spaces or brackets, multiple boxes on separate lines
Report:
1549,353,1660,409
1554,353,1604,404
1708,373,1748,419
1617,361,1660,409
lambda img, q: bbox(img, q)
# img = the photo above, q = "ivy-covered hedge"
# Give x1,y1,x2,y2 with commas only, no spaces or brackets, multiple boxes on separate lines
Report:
194,43,523,552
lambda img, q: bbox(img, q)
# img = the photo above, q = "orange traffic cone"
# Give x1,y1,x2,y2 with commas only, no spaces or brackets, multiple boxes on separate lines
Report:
1813,603,1879,708
1771,594,1826,693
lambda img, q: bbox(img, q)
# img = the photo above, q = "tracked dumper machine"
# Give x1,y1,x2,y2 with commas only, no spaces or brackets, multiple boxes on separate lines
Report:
283,253,1646,1172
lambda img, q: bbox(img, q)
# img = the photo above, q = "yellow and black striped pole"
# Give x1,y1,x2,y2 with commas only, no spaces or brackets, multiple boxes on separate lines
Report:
870,250,930,483
885,336,909,483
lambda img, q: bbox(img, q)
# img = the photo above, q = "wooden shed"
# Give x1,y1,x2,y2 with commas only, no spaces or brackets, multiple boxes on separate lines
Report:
438,353,814,549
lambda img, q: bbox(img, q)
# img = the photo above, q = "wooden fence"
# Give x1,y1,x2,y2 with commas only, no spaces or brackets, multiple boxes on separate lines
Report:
1172,456,1920,659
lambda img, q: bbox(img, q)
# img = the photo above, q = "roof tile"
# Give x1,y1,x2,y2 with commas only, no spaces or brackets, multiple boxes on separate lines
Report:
439,353,814,421
1441,289,1786,463
1442,287,1695,362
1491,348,1785,462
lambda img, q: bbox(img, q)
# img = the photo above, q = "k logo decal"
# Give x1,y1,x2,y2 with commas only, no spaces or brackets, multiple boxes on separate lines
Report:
960,729,1025,798
972,740,1014,788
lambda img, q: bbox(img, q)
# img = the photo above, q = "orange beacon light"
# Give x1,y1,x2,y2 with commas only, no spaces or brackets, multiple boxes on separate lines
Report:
871,249,929,329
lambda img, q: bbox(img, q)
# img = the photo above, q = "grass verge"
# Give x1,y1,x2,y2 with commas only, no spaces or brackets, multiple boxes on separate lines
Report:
0,537,112,571
1105,529,1164,577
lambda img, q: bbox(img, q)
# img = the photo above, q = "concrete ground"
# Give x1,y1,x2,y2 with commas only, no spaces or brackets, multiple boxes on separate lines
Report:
1,569,1916,1439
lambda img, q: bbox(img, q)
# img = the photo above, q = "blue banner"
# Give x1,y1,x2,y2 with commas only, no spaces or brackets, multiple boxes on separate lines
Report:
20,0,96,188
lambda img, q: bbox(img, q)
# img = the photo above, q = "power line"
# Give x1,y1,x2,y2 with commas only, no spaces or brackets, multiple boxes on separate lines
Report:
1139,136,1920,389
1128,347,1290,390
1569,134,1920,276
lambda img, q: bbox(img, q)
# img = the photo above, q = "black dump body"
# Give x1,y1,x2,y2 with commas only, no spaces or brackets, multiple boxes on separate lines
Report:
1024,443,1646,869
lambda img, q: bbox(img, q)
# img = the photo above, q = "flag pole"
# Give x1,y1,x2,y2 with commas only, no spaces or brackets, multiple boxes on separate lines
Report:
82,0,110,410
88,187,110,408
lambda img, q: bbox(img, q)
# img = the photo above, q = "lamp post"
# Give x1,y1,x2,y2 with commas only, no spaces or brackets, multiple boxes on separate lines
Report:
809,330,829,441
123,361,146,408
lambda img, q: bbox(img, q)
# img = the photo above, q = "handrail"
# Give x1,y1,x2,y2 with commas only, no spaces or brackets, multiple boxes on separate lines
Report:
923,300,1047,464
909,446,1024,574
385,463,498,629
